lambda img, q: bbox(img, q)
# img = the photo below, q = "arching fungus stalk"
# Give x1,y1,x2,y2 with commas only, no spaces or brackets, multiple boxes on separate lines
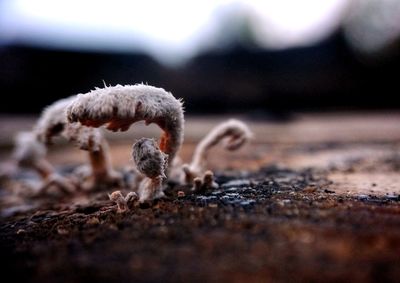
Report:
13,132,75,194
182,119,253,184
13,132,51,179
34,96,121,189
132,138,168,202
66,84,184,170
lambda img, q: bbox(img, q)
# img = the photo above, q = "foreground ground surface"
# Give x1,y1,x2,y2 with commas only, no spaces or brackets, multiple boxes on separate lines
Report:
1,113,400,283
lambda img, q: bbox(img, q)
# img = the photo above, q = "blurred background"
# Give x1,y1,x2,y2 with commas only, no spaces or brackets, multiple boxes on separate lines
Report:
0,0,399,116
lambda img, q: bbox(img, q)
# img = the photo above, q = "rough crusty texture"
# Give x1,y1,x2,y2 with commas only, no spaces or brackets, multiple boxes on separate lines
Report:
66,84,184,166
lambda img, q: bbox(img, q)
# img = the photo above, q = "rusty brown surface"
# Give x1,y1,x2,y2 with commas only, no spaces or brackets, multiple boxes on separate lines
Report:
1,113,400,283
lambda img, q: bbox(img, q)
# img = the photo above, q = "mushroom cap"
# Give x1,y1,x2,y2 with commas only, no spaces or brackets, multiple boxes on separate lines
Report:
67,84,183,132
34,95,102,150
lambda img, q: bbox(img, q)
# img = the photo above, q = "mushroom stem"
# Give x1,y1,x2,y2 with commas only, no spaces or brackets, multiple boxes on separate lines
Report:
13,131,76,194
137,176,165,202
154,117,183,167
13,131,55,179
183,119,252,183
34,158,55,179
87,137,114,182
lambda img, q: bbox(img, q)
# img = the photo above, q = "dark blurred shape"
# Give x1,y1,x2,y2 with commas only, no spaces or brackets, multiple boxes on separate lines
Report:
0,30,399,115
344,0,400,57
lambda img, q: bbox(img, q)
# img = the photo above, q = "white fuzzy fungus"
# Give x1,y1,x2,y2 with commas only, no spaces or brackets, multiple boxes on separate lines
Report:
182,119,252,184
67,84,184,167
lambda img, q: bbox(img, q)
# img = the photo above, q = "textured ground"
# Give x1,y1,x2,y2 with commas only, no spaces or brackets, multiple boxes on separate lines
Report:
1,113,400,283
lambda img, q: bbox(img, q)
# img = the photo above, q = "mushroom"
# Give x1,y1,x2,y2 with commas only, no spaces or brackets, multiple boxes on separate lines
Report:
33,96,121,190
67,84,184,171
182,119,253,186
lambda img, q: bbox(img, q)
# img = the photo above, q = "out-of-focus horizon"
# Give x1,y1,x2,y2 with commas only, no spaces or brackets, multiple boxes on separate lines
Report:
0,0,399,114
0,0,352,65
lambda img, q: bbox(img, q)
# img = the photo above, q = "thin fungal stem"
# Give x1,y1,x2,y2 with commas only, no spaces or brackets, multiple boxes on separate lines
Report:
13,132,55,179
13,131,76,194
34,158,56,180
88,138,113,181
183,119,252,183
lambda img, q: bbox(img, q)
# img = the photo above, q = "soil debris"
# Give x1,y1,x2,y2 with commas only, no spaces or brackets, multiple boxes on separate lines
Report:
1,164,400,283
